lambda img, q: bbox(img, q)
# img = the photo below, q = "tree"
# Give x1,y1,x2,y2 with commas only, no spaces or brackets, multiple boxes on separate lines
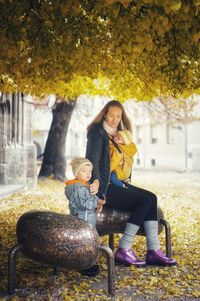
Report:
0,0,199,101
142,96,200,123
39,98,76,180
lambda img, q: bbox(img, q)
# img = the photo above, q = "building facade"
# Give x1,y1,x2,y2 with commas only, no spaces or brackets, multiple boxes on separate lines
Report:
0,92,37,189
127,100,200,172
33,95,200,173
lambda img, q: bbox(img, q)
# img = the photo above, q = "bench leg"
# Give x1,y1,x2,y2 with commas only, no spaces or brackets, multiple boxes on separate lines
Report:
99,245,115,296
160,218,172,258
8,244,24,295
109,234,115,251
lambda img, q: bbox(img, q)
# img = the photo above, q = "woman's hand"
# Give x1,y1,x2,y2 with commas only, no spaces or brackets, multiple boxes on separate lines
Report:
96,205,103,213
89,179,99,195
96,198,106,213
97,199,106,206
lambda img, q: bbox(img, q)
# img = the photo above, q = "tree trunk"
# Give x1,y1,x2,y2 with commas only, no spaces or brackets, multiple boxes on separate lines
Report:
39,99,76,180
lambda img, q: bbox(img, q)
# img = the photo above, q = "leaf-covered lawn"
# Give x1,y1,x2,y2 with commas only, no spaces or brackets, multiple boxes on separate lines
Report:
0,173,199,301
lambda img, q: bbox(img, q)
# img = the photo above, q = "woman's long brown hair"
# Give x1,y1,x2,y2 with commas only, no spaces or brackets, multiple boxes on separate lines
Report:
87,100,132,132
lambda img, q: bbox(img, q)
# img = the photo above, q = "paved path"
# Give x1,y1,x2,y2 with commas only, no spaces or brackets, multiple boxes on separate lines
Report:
0,184,24,200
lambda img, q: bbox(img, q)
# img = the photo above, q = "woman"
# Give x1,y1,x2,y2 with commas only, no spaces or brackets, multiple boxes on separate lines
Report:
86,100,176,268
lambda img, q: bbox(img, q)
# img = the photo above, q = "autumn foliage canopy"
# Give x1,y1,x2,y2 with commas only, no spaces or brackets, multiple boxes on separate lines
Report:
0,0,200,100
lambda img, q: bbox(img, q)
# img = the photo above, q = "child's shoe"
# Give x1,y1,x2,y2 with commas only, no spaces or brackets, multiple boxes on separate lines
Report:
80,264,100,277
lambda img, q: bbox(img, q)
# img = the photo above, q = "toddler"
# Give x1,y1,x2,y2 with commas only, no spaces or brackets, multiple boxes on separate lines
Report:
110,130,138,187
65,157,105,227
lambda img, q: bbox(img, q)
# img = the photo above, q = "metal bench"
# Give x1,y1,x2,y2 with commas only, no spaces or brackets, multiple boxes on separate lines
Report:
8,211,115,296
8,206,171,297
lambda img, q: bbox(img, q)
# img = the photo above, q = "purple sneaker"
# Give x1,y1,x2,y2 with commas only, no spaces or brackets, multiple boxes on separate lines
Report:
115,248,146,268
146,250,177,266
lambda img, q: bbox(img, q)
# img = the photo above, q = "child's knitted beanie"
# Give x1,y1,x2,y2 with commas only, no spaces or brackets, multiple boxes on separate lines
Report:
71,157,93,177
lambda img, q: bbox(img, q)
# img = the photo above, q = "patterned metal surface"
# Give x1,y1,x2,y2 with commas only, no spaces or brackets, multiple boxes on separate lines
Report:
96,206,164,236
16,211,100,270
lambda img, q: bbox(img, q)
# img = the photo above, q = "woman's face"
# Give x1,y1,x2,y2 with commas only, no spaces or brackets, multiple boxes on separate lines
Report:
105,106,122,128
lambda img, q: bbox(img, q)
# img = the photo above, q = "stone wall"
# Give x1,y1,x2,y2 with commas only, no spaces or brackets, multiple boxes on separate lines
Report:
0,92,37,189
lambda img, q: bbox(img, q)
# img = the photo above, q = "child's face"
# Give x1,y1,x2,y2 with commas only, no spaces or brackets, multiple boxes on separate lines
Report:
114,133,123,144
76,164,92,182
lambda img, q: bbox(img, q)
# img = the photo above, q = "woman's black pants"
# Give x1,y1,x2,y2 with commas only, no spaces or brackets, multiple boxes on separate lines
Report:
106,183,158,226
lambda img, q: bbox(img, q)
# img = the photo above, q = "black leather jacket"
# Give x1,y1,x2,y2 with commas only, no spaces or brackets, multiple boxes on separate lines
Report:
86,122,111,198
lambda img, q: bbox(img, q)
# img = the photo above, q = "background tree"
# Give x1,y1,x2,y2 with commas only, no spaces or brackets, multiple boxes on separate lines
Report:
39,97,76,180
0,0,199,100
142,96,200,123
1,0,199,178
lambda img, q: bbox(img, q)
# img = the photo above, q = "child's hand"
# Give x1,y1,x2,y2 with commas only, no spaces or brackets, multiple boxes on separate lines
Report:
114,133,124,144
96,199,106,213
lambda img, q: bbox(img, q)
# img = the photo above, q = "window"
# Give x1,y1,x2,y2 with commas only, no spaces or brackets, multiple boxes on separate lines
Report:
188,152,192,159
150,124,158,144
136,125,142,144
151,138,158,144
166,124,174,144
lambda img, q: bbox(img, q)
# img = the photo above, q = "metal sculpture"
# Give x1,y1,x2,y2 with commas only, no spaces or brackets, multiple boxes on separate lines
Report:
8,211,115,296
8,206,172,297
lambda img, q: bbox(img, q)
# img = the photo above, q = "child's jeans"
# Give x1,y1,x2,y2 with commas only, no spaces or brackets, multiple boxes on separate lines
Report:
110,171,125,187
71,210,97,227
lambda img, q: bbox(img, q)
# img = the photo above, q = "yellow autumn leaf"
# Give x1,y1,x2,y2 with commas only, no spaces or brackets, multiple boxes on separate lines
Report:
0,174,200,299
